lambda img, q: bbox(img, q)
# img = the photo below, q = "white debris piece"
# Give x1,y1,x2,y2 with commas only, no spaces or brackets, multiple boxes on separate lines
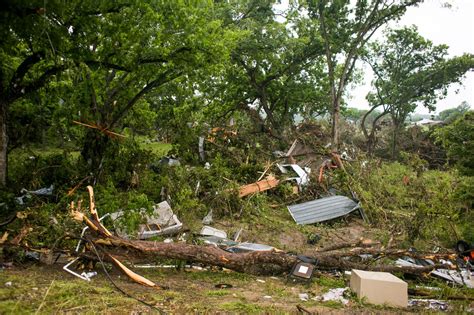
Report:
409,299,448,311
202,209,213,225
299,293,309,301
200,226,227,239
315,288,349,305
277,164,311,188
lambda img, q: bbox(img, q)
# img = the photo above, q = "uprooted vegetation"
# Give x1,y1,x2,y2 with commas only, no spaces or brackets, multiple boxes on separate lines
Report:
1,113,474,312
1,0,474,312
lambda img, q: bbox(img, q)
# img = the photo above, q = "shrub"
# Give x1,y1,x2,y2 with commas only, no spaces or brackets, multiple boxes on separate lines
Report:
349,157,472,246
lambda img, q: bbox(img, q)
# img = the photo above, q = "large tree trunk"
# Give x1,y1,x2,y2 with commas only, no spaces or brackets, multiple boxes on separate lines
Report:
85,236,297,275
331,97,340,148
0,100,8,186
69,187,449,282
80,130,111,180
81,235,442,276
391,122,400,159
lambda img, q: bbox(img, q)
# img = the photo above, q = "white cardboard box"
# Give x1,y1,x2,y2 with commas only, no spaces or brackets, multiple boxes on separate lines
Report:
350,269,408,307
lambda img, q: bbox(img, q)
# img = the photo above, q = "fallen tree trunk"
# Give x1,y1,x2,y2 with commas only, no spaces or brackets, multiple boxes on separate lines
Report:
80,236,447,276
70,186,452,285
82,237,296,275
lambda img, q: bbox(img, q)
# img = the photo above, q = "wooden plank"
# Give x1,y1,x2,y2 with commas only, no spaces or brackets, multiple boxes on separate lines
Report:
238,176,280,198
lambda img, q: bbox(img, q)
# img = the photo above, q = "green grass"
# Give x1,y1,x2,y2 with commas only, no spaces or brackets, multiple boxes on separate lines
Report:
136,136,171,156
187,269,253,283
316,275,346,288
206,290,230,296
0,273,140,314
220,301,265,313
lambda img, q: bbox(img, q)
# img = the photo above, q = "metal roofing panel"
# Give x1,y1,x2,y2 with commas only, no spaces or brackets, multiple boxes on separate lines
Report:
287,195,359,225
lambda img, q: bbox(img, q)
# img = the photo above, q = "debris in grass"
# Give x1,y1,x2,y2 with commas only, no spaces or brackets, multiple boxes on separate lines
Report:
202,209,213,225
408,299,448,311
80,271,98,279
290,261,315,281
299,293,309,301
287,195,364,225
276,164,311,189
200,226,227,239
315,288,349,305
238,175,280,197
159,156,180,166
396,257,474,288
110,201,183,239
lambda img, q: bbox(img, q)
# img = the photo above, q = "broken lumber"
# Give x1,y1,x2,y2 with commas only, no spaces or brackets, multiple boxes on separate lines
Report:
238,176,280,198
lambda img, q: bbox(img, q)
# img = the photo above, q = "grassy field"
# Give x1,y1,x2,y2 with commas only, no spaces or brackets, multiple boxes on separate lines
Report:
1,262,472,314
0,264,401,314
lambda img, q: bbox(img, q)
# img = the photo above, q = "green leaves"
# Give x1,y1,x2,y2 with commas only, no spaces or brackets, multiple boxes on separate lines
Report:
363,26,473,156
435,111,474,176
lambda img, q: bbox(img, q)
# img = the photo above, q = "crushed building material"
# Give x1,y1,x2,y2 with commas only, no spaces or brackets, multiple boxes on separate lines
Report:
20,184,54,196
200,226,227,239
277,164,311,188
287,195,364,225
350,269,408,307
110,201,183,239
137,201,182,239
408,299,448,311
315,287,349,305
395,257,474,288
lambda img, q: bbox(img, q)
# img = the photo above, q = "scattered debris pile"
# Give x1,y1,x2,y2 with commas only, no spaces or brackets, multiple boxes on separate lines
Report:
109,201,183,240
63,187,467,289
2,134,472,312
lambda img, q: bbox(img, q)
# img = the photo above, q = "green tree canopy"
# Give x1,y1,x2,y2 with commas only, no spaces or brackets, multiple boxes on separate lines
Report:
305,0,422,147
438,101,471,123
435,111,474,176
363,26,474,157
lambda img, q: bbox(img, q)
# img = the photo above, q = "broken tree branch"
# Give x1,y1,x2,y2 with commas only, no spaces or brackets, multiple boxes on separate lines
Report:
68,187,449,286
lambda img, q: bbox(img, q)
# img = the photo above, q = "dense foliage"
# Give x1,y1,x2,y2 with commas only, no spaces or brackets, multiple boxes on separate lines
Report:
1,0,473,250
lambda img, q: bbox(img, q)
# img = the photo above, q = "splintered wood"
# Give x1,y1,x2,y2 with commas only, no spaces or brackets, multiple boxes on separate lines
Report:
238,176,280,197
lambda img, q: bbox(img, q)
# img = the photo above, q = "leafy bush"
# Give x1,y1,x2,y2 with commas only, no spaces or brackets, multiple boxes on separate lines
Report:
435,111,474,176
8,150,78,194
349,157,472,246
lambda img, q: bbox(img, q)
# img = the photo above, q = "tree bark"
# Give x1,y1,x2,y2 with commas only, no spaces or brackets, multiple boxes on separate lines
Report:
0,99,8,186
331,97,340,148
79,236,443,276
69,188,448,279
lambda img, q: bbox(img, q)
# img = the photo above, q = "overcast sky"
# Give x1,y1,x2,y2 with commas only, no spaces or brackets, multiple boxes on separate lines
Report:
349,0,474,115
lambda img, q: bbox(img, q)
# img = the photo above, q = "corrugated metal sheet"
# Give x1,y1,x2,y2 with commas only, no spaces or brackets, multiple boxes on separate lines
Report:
287,195,359,225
